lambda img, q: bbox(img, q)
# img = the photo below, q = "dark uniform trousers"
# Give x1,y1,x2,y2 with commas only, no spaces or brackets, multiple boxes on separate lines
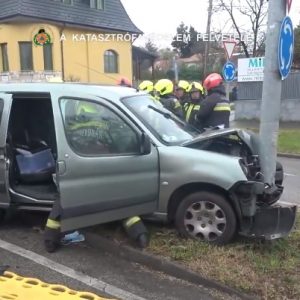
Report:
44,199,62,252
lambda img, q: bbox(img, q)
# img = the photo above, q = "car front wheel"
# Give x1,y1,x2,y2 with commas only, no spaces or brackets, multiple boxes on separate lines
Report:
175,191,237,245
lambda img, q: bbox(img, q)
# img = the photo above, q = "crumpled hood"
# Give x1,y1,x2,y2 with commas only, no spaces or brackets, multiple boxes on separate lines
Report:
181,128,255,149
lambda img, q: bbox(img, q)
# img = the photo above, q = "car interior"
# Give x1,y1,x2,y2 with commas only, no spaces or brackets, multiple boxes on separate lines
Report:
6,93,58,204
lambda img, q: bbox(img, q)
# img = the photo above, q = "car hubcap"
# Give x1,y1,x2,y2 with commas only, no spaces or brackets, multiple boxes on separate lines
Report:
184,201,227,242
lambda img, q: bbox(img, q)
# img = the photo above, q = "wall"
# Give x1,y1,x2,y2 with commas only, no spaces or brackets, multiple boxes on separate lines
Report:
0,23,62,78
0,22,133,84
235,72,300,121
235,99,300,121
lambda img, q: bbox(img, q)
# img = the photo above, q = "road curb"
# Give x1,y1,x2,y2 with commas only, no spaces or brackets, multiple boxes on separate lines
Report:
278,153,300,159
84,231,257,300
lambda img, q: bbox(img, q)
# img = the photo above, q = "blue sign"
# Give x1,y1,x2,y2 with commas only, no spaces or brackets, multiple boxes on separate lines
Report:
222,61,236,82
278,16,294,80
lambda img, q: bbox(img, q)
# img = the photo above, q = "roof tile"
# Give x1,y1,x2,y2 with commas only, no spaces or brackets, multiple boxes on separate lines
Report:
0,0,142,34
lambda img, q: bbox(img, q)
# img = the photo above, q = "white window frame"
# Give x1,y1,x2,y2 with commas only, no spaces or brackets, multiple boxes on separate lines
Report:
90,0,104,10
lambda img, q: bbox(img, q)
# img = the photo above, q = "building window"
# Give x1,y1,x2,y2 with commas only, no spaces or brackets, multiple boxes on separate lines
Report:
0,44,9,72
43,44,53,71
90,0,104,9
19,42,33,71
104,50,118,73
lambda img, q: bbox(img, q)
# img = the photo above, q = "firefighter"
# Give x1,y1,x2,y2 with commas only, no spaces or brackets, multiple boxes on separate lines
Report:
154,79,183,119
175,80,190,105
44,198,63,253
196,73,231,130
44,101,149,252
67,101,111,154
123,216,149,248
183,82,205,129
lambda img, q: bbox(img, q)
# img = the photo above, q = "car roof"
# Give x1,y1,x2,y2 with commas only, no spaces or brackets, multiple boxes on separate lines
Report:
0,83,145,102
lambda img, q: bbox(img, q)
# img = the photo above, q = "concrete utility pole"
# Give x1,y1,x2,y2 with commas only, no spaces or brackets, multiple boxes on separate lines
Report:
173,56,179,83
203,0,213,78
259,0,286,185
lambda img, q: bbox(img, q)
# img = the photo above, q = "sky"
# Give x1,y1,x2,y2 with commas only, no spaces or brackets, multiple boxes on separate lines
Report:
121,0,300,49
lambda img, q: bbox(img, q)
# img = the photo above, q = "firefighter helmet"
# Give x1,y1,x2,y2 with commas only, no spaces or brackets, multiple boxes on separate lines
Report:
117,77,132,87
203,73,223,91
154,79,174,96
176,80,190,92
139,80,154,93
187,82,204,94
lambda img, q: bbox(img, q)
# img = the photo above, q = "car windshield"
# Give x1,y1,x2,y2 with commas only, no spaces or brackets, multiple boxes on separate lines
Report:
123,95,199,145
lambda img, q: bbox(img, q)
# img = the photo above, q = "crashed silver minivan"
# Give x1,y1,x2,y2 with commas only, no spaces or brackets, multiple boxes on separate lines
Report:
0,83,297,245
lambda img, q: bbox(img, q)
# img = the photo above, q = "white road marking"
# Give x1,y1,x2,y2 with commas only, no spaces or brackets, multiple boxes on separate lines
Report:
284,173,297,177
0,239,146,300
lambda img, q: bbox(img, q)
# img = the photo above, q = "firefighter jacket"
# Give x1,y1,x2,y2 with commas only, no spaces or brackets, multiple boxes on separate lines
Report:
196,84,230,129
159,94,184,119
183,101,201,129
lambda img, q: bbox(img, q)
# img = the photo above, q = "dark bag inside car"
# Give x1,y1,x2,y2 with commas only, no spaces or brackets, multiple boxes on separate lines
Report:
15,148,55,183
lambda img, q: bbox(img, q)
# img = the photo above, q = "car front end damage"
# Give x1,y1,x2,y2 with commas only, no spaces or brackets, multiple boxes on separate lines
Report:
230,180,297,240
183,128,297,240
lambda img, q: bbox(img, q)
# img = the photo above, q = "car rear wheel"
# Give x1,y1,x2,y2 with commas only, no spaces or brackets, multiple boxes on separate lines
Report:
175,191,237,245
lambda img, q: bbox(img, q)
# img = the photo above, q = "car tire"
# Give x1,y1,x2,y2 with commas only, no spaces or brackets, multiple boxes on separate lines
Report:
175,191,237,245
275,161,284,186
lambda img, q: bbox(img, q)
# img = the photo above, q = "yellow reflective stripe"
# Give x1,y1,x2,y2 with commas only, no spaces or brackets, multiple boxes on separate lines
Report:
185,104,194,122
215,102,230,107
185,104,200,122
213,106,231,112
174,101,181,109
213,102,231,112
69,121,108,130
124,216,141,228
46,219,60,230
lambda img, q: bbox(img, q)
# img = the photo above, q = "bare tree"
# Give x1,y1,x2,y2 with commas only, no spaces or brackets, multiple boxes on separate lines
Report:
214,0,268,57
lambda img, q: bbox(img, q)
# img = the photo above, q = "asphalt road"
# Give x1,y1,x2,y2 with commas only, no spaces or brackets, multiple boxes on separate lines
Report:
0,214,226,300
278,157,300,206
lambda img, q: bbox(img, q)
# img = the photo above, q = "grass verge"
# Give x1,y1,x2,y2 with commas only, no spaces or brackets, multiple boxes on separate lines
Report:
147,214,300,300
278,130,300,154
237,127,300,155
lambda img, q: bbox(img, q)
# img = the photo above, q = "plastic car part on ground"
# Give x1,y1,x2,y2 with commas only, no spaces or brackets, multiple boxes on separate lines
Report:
61,231,85,245
0,271,113,300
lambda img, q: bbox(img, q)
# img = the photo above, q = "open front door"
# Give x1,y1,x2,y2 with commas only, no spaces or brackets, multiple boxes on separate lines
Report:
0,94,12,207
51,91,159,232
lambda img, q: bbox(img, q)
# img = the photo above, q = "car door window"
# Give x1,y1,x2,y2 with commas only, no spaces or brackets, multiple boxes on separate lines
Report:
60,98,140,156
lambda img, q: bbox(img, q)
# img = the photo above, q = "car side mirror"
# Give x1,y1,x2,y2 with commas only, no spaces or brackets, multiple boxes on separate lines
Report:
140,132,151,155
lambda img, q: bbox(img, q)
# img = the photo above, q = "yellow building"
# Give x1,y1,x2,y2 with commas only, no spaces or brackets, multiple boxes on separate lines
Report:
0,0,142,84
